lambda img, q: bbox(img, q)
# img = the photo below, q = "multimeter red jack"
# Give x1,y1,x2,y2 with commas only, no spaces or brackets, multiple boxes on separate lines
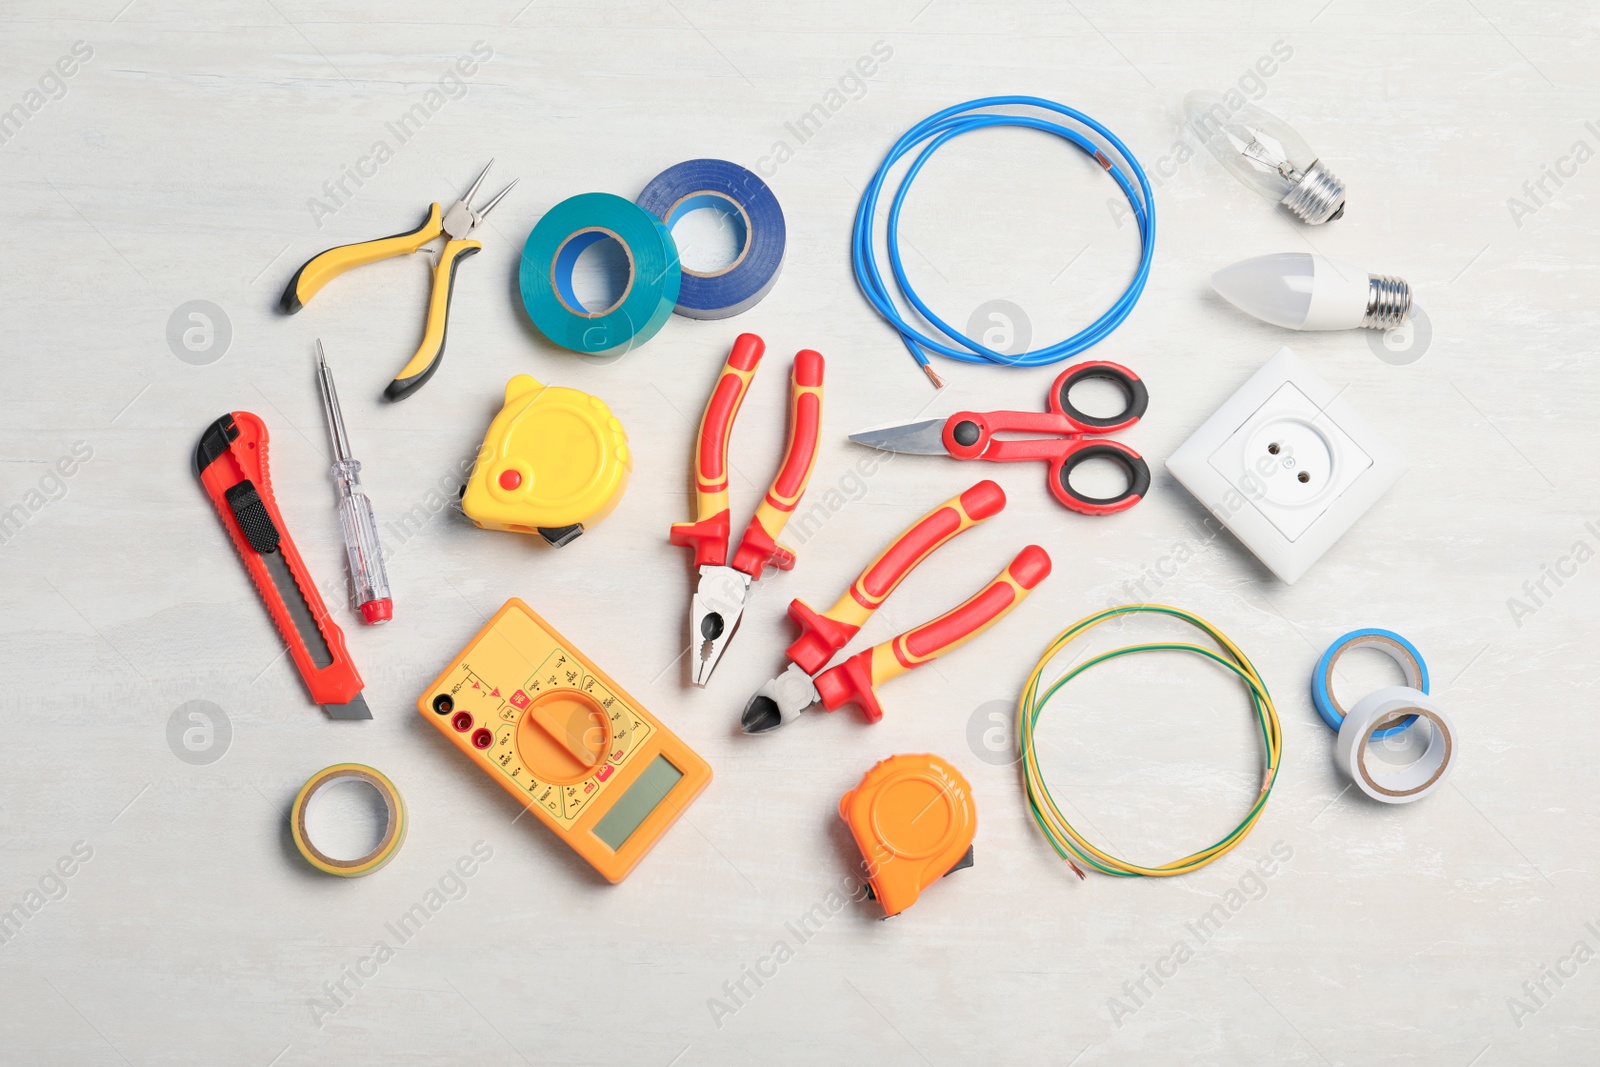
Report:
418,599,710,883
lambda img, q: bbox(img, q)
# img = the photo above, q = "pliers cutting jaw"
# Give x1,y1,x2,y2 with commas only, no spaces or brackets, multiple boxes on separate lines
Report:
741,662,818,733
279,160,518,402
671,334,825,687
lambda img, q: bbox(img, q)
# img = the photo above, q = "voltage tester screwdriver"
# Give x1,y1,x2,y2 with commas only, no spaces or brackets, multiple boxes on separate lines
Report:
316,341,393,624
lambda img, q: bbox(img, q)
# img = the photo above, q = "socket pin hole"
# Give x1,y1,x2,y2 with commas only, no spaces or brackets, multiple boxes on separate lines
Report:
1267,443,1281,455
1297,471,1310,483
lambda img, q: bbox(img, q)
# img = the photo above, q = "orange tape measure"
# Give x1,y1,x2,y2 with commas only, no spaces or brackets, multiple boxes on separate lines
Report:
840,753,977,917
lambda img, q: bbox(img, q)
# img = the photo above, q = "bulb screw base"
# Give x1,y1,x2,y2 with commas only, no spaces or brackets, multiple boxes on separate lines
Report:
1362,275,1412,329
1279,160,1346,225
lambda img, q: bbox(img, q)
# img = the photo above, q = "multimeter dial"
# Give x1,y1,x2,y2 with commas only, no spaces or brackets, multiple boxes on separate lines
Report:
516,689,612,785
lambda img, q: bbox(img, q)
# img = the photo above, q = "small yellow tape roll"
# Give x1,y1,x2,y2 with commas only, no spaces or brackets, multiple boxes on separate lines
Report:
290,764,407,877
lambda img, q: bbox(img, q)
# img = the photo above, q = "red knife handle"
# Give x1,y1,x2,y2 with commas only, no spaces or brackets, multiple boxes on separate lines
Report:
785,479,1006,674
195,411,364,707
813,545,1051,723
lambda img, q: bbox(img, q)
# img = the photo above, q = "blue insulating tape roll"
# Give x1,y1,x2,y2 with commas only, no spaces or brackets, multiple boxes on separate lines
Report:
636,159,785,319
519,192,681,356
1311,629,1430,738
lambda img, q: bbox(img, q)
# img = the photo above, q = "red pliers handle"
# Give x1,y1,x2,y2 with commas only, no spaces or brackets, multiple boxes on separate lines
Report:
814,544,1052,723
741,480,1051,733
669,333,825,578
785,480,1008,674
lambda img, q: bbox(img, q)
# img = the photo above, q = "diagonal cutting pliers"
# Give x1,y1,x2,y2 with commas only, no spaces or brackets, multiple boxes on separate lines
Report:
279,160,518,402
671,333,825,686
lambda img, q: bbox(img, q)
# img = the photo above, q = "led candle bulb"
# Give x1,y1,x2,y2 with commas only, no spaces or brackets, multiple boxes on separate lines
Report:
1212,253,1412,331
1185,91,1346,224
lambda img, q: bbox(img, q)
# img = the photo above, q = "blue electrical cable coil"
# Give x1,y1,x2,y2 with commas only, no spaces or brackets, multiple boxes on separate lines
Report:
1311,629,1430,739
851,96,1156,380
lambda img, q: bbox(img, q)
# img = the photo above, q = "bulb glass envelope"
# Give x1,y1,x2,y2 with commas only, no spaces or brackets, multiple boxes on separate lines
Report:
1185,91,1345,223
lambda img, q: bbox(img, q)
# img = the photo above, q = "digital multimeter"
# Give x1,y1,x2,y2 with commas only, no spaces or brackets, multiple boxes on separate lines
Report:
417,599,711,883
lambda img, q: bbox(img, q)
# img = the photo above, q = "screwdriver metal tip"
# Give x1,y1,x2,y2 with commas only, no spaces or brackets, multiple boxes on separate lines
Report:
315,340,351,462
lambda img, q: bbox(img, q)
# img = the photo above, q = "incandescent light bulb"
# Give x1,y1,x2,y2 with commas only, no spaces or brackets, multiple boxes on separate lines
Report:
1212,253,1411,332
1185,91,1346,225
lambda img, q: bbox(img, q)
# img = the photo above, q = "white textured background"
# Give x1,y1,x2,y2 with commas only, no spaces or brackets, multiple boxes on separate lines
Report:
0,2,1595,1064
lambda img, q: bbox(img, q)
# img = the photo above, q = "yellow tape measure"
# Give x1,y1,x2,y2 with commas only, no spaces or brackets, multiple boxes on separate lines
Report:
461,375,631,547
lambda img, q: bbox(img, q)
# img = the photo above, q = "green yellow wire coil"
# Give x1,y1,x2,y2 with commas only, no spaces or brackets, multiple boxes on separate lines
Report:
1019,604,1282,879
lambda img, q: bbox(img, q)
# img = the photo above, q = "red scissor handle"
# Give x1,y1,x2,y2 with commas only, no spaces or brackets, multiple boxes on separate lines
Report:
941,361,1150,515
1045,438,1151,516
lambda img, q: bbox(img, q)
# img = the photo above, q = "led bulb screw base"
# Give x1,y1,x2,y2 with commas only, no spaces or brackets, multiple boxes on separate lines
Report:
1278,159,1346,225
1363,274,1411,329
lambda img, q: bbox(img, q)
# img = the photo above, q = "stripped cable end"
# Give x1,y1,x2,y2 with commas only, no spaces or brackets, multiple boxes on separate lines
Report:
922,364,946,390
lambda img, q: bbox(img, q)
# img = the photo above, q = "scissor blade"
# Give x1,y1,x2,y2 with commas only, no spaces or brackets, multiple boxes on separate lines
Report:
848,418,951,456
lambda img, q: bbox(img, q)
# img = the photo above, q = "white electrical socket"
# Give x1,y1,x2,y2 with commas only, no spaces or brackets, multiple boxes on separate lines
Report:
1166,348,1405,583
1207,380,1373,541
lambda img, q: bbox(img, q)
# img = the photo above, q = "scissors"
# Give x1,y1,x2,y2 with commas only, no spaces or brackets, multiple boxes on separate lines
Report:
848,361,1150,515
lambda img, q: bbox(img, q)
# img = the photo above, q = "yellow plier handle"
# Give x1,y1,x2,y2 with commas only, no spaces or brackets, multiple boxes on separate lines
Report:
385,236,480,402
279,204,444,313
278,203,482,403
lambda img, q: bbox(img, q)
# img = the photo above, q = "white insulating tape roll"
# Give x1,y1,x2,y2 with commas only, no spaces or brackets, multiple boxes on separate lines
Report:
1333,686,1456,804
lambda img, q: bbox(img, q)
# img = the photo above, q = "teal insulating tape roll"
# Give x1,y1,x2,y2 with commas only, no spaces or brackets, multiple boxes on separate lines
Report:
518,192,682,356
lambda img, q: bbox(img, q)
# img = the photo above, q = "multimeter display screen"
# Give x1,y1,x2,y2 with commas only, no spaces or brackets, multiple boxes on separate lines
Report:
593,756,683,851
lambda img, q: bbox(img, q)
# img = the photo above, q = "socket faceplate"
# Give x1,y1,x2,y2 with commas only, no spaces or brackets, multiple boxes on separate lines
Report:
1207,382,1373,541
1167,348,1405,583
